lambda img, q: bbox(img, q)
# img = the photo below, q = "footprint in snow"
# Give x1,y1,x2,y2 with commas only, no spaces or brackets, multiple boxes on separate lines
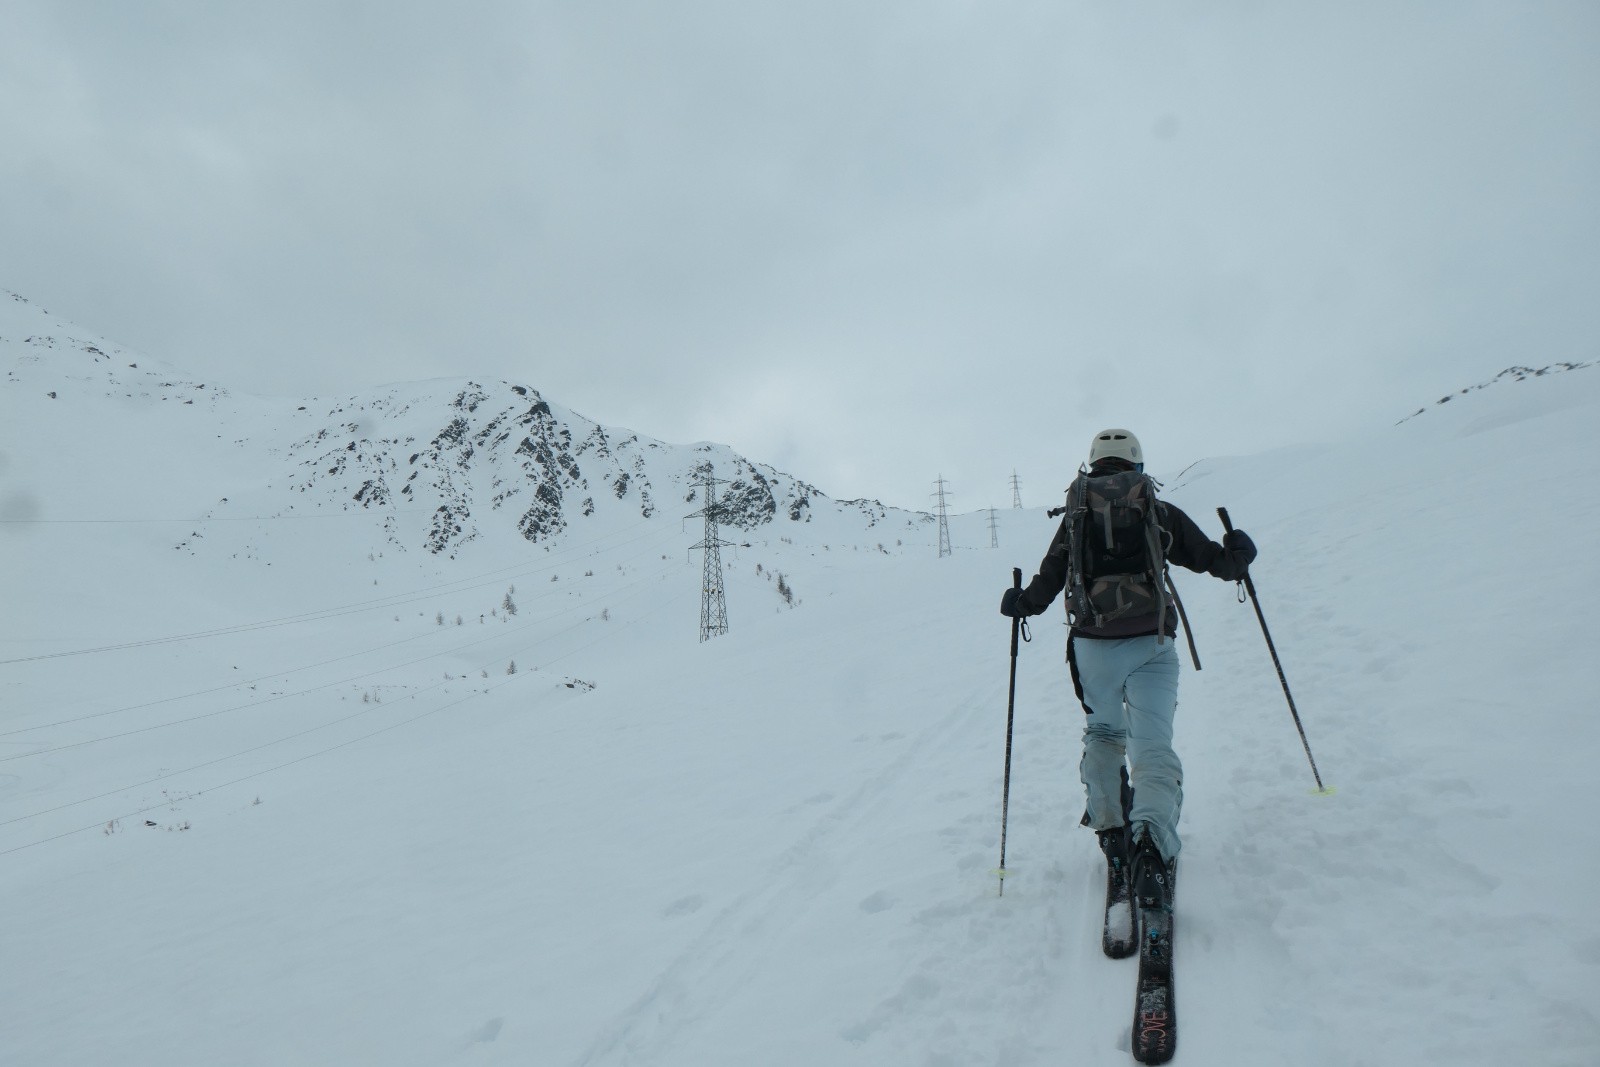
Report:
859,891,895,914
468,1018,503,1044
661,895,706,918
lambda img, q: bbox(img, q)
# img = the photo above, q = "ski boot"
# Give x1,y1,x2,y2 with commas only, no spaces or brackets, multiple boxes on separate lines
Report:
1096,825,1129,873
1129,827,1172,910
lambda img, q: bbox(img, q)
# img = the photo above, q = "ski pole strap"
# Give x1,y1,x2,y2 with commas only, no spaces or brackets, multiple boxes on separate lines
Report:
1008,568,1032,643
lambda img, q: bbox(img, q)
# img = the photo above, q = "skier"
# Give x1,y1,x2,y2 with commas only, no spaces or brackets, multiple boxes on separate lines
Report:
999,429,1256,906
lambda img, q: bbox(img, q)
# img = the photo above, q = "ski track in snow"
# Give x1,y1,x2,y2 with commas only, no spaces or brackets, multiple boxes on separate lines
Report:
574,677,998,1065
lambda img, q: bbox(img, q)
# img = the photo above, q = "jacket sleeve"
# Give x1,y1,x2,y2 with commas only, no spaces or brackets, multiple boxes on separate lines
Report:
1015,516,1071,615
1161,502,1251,581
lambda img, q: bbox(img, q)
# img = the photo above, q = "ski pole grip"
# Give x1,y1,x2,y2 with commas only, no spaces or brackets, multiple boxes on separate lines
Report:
1219,505,1257,599
1008,568,1024,658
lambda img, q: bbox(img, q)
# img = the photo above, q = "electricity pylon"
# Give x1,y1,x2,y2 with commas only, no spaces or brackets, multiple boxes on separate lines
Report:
687,465,734,641
987,507,1000,548
1011,471,1024,509
933,476,953,558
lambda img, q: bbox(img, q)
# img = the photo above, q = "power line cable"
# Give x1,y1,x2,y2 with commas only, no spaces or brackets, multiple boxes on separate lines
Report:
0,509,711,835
0,513,368,524
0,517,679,665
0,622,462,737
0,582,697,855
1,556,684,760
2,521,684,734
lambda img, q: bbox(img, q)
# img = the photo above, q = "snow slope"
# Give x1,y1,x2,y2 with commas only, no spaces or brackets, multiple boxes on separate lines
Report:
3,300,1599,1066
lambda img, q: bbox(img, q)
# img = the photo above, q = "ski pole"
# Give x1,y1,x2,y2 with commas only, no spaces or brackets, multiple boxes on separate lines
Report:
998,567,1025,895
1217,508,1329,794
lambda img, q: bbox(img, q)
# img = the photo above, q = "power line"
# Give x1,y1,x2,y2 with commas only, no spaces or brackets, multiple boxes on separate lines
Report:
0,490,768,850
1,521,682,735
0,579,699,856
0,517,678,665
685,465,733,641
1,623,453,738
933,476,953,558
0,574,696,841
2,610,561,763
2,550,685,753
0,513,365,525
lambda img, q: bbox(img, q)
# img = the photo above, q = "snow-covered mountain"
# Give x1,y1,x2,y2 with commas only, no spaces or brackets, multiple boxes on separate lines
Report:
1398,360,1596,423
4,293,1599,1067
1,290,928,562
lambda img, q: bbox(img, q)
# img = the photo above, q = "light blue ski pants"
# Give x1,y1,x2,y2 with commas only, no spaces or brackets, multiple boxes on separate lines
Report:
1069,635,1183,862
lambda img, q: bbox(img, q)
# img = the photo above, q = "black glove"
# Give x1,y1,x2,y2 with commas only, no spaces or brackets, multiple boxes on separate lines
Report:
1223,528,1257,567
1000,587,1027,618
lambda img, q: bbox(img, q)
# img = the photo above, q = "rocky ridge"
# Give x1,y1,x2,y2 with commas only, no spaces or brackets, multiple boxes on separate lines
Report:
2,290,927,558
1397,361,1596,423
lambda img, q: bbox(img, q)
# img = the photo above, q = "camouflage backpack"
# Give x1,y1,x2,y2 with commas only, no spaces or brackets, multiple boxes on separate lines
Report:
1064,468,1172,635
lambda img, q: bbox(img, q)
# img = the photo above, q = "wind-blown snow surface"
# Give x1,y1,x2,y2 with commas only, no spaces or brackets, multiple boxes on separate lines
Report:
4,313,1599,1065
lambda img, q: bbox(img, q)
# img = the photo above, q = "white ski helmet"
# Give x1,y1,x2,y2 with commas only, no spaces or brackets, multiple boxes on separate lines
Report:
1088,428,1143,466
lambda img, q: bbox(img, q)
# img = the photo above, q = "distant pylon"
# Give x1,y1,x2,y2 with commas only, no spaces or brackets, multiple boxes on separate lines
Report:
687,464,735,641
1011,471,1023,509
933,476,953,558
987,507,999,549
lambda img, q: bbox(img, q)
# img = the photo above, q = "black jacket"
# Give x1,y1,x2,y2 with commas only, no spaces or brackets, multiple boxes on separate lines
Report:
1014,485,1251,640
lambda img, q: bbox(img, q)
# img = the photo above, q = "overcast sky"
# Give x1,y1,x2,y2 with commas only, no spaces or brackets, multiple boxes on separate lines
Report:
4,2,1597,513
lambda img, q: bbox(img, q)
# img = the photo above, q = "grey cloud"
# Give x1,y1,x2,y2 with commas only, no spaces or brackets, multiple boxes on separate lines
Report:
3,1,1597,510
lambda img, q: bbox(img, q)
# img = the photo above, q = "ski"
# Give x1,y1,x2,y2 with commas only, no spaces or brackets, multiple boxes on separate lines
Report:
1102,851,1136,958
1131,865,1177,1064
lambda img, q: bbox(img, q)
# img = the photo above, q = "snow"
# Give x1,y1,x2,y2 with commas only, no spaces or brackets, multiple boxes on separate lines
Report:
4,296,1600,1065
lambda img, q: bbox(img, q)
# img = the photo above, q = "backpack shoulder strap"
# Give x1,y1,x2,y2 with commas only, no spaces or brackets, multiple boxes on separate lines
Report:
1135,473,1171,640
1063,471,1091,619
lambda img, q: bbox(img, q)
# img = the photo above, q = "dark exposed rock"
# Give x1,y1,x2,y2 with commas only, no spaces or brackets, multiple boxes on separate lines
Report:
154,375,931,557
1399,362,1596,423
